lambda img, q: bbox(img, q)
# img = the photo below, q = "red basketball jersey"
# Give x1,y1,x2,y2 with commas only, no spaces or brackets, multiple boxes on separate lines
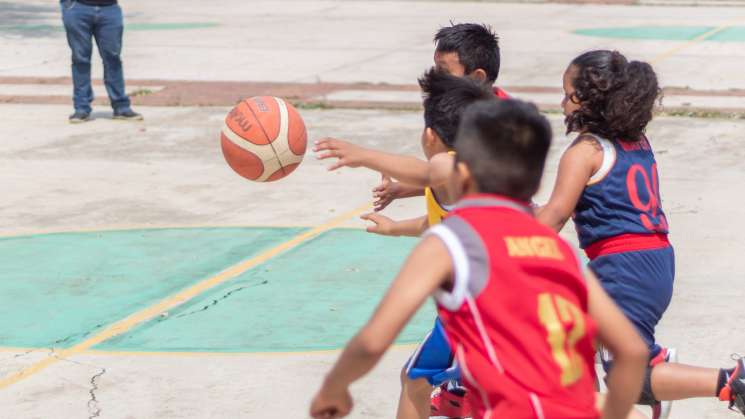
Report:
428,195,599,419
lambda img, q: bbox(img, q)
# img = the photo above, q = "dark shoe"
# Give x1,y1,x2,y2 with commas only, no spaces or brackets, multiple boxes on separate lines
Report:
719,356,745,416
69,111,91,124
430,381,472,419
113,109,143,121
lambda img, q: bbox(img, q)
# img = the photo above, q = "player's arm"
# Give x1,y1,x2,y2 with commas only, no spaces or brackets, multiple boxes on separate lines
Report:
371,152,453,211
429,152,460,204
535,138,600,232
310,235,453,418
314,138,433,187
360,213,428,237
586,270,648,419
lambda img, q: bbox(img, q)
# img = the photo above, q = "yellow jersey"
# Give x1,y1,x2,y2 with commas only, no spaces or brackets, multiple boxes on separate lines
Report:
424,151,456,226
425,187,454,227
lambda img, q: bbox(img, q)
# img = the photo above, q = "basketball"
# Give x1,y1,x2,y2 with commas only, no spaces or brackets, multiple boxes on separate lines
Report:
220,96,307,182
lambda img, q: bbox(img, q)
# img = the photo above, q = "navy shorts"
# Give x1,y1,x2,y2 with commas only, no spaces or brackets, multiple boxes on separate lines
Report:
404,318,460,386
589,245,675,358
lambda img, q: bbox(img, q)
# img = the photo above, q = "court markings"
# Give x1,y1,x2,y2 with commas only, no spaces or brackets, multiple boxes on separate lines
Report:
651,21,741,65
0,202,372,390
0,344,419,358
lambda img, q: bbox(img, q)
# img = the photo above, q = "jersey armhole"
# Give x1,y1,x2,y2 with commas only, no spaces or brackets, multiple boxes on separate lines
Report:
425,225,470,311
425,217,490,311
585,135,616,186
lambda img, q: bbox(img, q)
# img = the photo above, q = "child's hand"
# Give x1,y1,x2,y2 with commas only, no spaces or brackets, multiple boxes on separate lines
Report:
360,213,396,236
314,138,369,171
372,175,399,212
309,384,353,419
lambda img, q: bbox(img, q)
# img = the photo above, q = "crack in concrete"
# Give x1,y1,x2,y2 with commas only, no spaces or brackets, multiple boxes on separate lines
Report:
174,280,268,319
45,350,107,419
50,326,99,348
13,349,34,359
87,367,106,419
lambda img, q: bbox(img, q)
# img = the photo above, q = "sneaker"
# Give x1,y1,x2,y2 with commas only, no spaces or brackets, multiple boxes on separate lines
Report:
650,347,678,419
69,111,91,124
430,381,472,419
718,356,745,416
113,109,143,121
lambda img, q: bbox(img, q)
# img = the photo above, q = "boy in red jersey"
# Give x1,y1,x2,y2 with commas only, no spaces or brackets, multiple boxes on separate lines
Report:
316,70,495,419
537,50,745,418
310,99,649,419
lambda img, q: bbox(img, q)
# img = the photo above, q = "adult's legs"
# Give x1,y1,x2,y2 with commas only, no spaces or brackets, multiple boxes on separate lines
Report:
61,1,95,114
93,3,131,112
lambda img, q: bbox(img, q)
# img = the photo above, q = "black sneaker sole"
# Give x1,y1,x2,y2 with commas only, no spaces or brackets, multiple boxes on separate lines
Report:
113,115,144,121
735,394,745,416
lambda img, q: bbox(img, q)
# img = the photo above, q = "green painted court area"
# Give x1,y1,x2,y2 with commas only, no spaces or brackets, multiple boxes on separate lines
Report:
98,229,434,352
575,26,745,42
0,227,433,353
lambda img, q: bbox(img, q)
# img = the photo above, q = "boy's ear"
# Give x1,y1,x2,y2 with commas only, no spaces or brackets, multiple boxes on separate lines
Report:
468,68,488,84
425,127,439,145
453,161,475,195
456,161,471,182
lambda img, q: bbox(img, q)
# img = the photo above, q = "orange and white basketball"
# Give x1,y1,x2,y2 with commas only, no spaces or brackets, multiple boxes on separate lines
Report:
220,96,307,182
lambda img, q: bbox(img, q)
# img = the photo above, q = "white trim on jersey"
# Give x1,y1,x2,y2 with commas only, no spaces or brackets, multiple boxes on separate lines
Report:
426,224,470,311
457,345,494,419
587,134,617,185
530,392,547,419
466,295,505,374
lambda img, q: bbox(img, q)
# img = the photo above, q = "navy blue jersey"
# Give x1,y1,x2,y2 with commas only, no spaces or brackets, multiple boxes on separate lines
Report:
573,135,669,250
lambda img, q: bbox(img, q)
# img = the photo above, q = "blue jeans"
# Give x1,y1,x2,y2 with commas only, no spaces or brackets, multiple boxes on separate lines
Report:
61,0,131,113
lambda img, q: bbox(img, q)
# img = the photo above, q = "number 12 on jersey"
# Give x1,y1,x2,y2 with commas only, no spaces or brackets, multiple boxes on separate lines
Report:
538,293,587,386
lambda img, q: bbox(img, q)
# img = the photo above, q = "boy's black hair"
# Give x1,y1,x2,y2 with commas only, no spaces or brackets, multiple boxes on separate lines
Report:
455,100,552,202
566,50,660,143
434,23,500,83
419,68,494,148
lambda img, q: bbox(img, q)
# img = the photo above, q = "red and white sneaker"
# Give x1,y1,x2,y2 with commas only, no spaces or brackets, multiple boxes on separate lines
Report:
651,347,678,419
430,382,472,419
718,356,745,416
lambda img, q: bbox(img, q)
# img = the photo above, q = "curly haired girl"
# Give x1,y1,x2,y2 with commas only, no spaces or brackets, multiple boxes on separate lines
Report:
537,50,745,419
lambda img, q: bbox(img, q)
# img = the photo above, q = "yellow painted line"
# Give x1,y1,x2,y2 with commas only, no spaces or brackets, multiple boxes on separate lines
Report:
651,23,734,65
81,344,420,358
0,343,419,358
0,203,372,390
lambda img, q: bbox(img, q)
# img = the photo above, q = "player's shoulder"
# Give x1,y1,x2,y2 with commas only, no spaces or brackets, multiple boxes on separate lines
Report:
492,86,510,99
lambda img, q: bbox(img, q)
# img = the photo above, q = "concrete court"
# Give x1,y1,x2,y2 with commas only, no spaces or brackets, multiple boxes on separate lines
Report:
1,1,745,90
1,104,744,419
0,1,744,419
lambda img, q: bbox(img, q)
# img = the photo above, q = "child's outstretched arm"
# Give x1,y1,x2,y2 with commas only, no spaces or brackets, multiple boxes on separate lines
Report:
314,138,436,187
360,213,428,237
535,137,602,232
586,270,648,419
309,235,452,419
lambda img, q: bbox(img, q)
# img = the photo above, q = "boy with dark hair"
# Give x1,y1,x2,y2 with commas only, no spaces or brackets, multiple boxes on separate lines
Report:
372,22,508,213
433,23,505,95
315,69,493,419
310,99,649,419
